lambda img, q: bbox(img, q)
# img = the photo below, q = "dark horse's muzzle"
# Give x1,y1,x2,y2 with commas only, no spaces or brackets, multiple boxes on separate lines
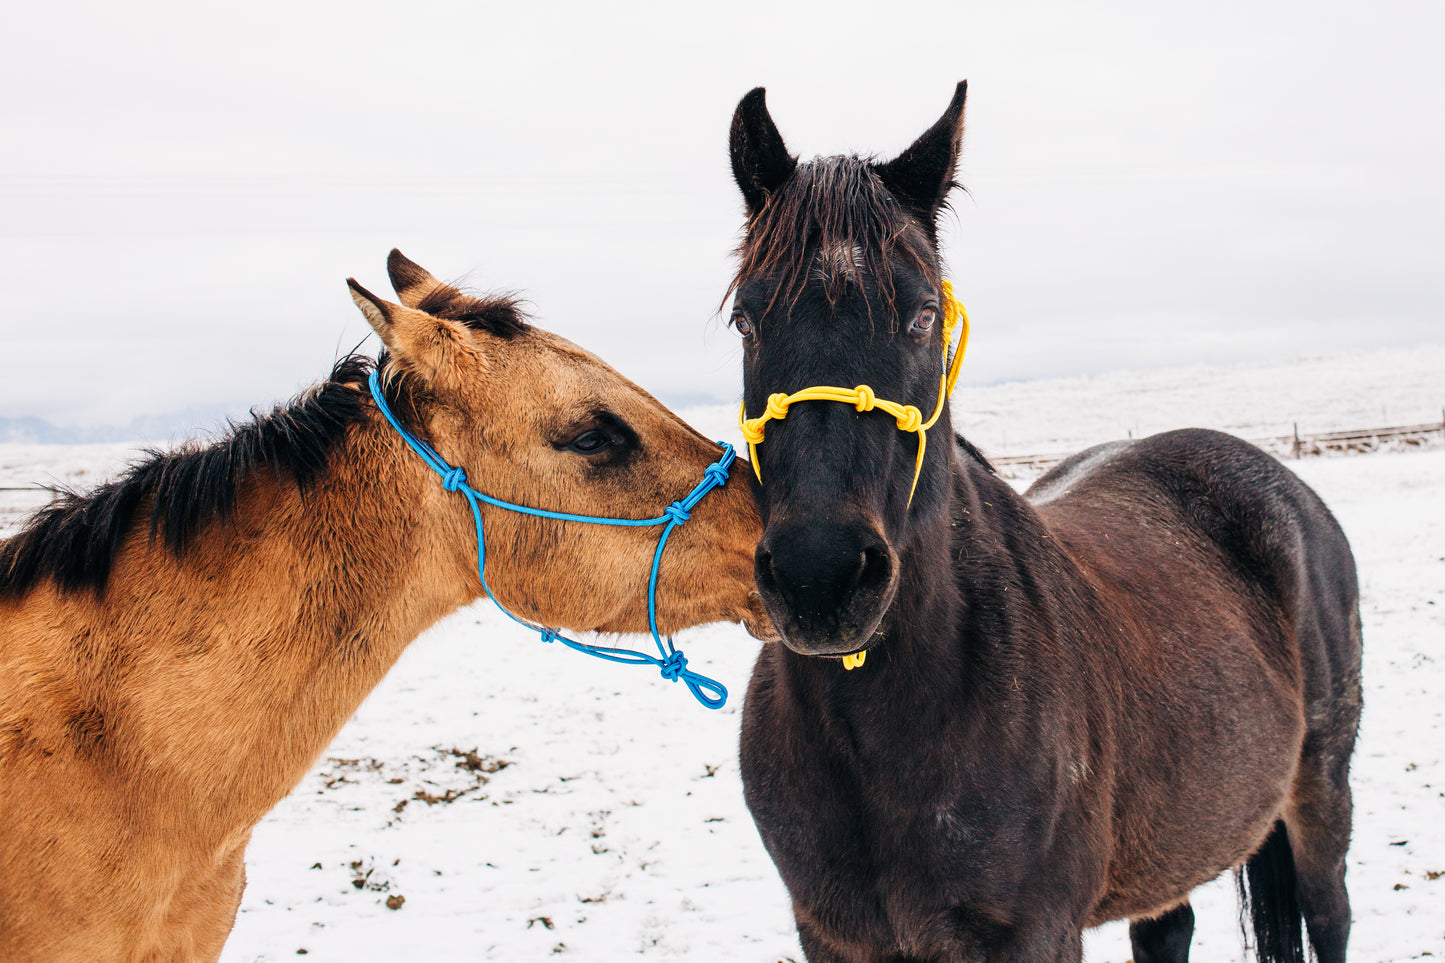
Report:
754,514,898,654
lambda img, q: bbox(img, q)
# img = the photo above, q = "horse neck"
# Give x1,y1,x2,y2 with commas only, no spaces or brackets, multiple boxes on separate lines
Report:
789,444,1059,730
75,412,476,836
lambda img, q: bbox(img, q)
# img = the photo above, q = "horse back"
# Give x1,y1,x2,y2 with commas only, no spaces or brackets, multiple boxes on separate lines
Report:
1028,428,1360,707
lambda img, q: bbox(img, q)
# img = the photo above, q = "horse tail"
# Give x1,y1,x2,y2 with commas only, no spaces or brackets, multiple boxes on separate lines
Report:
1237,820,1307,963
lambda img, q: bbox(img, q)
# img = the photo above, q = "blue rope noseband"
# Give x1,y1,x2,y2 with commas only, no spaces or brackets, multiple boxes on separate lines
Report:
367,370,733,709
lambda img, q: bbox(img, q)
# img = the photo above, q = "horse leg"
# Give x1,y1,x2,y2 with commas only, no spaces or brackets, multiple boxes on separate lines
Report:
1282,597,1361,963
1128,901,1194,963
1282,744,1355,963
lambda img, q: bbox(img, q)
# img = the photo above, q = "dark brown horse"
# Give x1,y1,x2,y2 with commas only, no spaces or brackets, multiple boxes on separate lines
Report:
727,84,1361,963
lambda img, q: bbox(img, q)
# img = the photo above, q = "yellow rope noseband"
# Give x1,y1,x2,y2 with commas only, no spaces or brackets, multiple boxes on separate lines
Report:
739,279,970,508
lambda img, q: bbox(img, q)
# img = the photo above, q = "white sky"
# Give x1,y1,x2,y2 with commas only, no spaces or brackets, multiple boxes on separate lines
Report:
2,0,1441,428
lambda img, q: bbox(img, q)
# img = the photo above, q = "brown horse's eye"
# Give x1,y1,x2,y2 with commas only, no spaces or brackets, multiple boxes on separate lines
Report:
912,307,938,333
557,412,637,462
567,429,613,454
732,313,755,338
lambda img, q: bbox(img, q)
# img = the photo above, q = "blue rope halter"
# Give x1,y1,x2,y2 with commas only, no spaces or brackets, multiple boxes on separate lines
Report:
367,370,734,709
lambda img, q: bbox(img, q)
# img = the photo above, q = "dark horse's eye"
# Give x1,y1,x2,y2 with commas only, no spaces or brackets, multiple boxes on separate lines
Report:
567,429,613,454
732,313,755,338
911,306,939,334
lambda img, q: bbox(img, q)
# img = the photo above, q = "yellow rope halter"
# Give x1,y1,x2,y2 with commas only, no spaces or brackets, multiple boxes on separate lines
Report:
739,279,971,508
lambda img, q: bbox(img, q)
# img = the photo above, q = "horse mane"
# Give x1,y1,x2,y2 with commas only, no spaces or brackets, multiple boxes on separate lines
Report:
0,354,402,599
415,285,528,339
0,271,534,603
954,433,997,476
726,155,942,324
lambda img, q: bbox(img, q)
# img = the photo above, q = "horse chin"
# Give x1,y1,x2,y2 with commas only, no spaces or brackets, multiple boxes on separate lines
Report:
769,582,896,658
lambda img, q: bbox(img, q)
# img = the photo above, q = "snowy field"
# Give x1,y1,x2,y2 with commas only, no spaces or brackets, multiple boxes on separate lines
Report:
1,346,1442,961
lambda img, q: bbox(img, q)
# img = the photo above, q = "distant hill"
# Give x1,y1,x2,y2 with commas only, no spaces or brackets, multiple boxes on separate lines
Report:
0,406,243,445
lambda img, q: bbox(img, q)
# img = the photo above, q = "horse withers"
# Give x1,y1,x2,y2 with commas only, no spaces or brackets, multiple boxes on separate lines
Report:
0,251,772,962
727,85,1361,963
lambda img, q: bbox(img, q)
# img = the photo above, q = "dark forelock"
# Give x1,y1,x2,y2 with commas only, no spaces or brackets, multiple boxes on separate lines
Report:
728,155,941,323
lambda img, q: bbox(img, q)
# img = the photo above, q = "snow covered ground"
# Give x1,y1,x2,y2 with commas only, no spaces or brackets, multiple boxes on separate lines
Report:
2,346,1441,961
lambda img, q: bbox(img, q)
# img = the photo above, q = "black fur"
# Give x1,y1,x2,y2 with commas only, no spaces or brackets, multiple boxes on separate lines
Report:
1130,902,1196,963
874,80,968,243
0,354,407,599
1238,822,1307,963
414,285,528,338
730,87,799,217
729,86,1361,963
726,153,939,321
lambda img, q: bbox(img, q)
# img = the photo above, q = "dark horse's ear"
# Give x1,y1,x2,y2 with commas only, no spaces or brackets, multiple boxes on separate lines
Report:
874,81,968,234
730,87,798,217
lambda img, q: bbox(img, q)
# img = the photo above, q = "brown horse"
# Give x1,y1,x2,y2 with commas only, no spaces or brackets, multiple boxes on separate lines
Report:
0,251,769,962
728,85,1361,963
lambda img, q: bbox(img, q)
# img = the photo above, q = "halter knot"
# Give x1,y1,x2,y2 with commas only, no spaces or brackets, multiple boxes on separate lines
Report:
895,406,923,433
703,462,730,487
663,502,691,526
659,650,689,681
740,418,766,444
440,466,468,492
853,385,876,412
539,628,560,644
765,393,791,420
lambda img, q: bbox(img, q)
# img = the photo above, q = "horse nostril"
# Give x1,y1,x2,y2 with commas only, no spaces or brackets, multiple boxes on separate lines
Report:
856,543,892,595
755,548,779,596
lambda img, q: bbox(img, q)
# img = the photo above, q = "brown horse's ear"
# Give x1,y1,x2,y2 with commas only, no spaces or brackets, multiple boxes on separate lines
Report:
348,278,396,338
874,81,968,234
387,248,451,309
730,87,798,217
347,278,482,390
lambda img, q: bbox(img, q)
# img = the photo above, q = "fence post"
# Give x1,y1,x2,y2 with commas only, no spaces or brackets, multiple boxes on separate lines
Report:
1292,422,1301,459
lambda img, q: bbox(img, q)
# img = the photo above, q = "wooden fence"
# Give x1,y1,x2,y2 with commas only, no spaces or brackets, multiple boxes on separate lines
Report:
3,418,1443,511
987,418,1445,477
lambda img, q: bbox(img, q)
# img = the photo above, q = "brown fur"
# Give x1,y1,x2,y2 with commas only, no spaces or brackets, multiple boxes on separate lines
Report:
0,252,769,962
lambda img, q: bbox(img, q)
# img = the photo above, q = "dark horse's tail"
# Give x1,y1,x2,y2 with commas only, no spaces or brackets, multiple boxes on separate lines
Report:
1237,821,1307,963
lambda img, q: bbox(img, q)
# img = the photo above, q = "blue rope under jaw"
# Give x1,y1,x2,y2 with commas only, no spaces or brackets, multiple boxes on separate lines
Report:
367,370,733,709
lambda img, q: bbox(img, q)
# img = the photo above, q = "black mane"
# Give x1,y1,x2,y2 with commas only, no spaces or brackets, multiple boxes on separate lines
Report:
954,433,997,475
728,155,942,321
0,354,397,598
415,285,528,339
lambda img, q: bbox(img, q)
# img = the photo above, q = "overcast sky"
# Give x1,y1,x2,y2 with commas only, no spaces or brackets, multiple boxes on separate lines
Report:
2,0,1441,430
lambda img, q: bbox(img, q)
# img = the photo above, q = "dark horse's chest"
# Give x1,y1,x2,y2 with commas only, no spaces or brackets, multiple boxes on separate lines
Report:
739,655,1103,957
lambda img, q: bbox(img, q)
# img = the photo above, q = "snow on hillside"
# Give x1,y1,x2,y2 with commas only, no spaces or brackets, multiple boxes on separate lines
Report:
683,343,1445,457
1,346,1442,961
